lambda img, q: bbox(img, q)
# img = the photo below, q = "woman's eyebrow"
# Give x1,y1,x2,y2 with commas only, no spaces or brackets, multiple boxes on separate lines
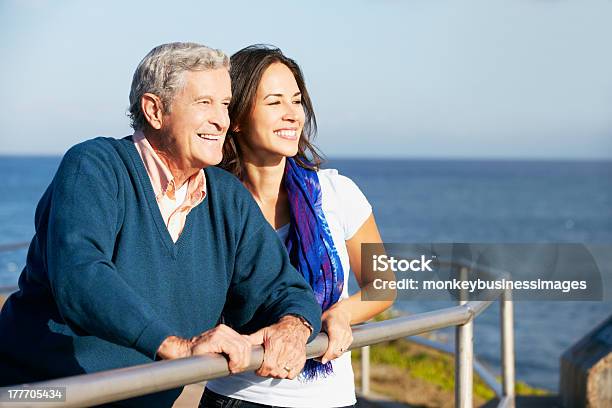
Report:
263,91,302,100
264,93,283,100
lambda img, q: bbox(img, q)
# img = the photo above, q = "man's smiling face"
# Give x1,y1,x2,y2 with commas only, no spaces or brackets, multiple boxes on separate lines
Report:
159,68,231,172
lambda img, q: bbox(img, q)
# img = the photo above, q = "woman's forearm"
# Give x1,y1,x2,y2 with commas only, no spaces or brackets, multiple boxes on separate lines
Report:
323,286,393,325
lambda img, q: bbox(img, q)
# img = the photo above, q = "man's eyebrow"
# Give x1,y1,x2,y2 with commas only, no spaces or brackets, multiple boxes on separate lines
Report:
263,91,302,100
193,95,232,101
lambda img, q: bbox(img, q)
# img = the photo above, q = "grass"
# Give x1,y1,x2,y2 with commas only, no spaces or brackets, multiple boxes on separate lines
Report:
352,339,549,402
350,310,550,405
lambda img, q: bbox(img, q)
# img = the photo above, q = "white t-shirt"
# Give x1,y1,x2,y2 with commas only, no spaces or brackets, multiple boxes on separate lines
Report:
206,169,372,408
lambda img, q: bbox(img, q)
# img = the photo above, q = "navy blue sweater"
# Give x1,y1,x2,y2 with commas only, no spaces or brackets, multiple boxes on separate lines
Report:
0,137,321,406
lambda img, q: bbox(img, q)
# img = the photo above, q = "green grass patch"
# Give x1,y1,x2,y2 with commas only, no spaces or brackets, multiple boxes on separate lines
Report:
352,338,549,400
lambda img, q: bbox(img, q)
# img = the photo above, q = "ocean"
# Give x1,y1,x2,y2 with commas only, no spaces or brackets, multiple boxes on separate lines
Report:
1,155,611,391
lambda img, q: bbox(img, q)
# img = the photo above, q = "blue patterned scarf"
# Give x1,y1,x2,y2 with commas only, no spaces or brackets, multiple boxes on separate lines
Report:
283,158,344,380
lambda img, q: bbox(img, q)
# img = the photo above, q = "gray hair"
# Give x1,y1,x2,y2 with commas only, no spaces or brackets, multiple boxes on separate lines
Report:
128,42,230,130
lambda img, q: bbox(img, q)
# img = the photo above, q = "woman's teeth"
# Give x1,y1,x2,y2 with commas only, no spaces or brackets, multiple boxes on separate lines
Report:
274,130,297,139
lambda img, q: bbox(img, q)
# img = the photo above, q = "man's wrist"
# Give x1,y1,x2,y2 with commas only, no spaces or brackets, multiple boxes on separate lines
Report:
156,335,192,360
282,314,313,335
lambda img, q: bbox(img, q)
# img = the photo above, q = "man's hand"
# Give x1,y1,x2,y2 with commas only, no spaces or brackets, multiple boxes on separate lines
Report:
246,315,311,380
156,324,255,374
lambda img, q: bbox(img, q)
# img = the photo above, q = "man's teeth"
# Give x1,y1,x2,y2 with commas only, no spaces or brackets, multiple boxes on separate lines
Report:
198,134,221,141
274,130,296,138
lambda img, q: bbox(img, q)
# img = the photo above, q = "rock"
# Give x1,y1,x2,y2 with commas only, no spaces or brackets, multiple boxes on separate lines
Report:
560,314,612,407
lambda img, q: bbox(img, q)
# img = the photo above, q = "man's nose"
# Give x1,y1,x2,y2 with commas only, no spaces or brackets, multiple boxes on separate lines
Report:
209,104,230,130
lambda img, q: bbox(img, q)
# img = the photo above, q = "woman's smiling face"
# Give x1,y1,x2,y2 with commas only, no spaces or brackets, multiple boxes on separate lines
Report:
240,62,305,161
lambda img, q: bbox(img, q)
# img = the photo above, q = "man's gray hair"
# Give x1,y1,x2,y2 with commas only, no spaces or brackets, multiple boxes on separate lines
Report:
128,42,229,130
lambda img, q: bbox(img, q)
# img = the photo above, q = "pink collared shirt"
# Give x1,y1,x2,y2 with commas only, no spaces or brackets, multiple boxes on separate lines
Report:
133,131,206,242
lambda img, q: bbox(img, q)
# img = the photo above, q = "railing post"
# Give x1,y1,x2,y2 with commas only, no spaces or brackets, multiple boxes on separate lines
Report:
361,345,370,396
501,289,515,407
456,267,473,408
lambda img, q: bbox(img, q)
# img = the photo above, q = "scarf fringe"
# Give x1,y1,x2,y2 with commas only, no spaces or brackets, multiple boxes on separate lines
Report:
301,359,334,381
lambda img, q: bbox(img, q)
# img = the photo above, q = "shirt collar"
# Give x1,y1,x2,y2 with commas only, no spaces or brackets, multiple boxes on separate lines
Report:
132,130,206,201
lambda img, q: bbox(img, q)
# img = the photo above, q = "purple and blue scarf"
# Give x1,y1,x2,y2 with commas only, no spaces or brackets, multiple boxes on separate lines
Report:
283,158,344,380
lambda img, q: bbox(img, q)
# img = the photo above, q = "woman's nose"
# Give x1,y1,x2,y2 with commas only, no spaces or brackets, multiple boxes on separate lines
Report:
283,112,297,122
282,102,299,121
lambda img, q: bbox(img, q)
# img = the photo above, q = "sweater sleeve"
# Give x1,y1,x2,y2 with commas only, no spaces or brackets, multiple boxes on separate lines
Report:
45,144,175,359
221,194,322,342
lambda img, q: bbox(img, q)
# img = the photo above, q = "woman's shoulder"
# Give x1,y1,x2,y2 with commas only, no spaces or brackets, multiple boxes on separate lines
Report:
316,168,351,187
316,167,372,239
316,168,361,198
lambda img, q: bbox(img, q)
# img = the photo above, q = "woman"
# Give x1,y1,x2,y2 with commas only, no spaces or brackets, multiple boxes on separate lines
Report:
203,45,394,408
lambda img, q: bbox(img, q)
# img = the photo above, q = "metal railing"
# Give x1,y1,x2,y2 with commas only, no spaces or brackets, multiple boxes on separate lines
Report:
360,290,514,408
0,241,29,253
0,241,28,294
0,260,515,408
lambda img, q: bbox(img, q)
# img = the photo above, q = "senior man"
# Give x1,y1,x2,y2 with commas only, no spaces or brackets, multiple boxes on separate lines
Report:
0,43,320,406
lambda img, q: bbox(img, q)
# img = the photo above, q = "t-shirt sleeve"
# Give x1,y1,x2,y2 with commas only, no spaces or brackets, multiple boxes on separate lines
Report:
325,170,372,240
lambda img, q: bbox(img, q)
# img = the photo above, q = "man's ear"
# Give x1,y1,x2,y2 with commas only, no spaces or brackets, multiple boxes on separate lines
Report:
141,93,164,130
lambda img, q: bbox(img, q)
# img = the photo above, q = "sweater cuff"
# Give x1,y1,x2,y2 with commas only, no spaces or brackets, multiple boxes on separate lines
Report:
134,319,175,360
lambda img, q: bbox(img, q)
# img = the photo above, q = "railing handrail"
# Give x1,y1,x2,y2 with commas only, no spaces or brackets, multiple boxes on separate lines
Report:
0,285,18,295
0,254,516,408
0,301,496,408
0,241,29,252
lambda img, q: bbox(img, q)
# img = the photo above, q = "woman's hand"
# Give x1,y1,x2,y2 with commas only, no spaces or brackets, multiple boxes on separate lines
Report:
319,306,353,364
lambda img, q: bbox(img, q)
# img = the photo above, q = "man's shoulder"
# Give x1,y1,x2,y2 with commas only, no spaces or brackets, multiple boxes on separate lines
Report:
59,136,133,174
205,166,247,194
204,166,265,227
63,137,127,162
52,137,135,197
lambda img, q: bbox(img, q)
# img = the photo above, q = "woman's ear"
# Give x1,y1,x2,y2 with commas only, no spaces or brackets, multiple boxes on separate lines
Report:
141,93,164,130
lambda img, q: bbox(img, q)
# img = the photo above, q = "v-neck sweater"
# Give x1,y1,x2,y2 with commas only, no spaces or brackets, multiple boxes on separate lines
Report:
0,136,321,407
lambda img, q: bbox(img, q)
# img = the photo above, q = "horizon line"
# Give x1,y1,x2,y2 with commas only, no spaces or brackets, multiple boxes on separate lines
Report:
1,153,611,163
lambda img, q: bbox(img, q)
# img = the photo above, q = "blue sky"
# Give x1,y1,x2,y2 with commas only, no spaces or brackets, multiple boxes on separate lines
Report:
1,0,611,159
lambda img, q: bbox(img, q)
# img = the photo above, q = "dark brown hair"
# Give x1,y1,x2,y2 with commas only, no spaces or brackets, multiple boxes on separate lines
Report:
220,44,324,179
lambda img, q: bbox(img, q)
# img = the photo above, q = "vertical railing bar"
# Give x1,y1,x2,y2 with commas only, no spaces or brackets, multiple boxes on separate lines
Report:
361,345,370,396
456,266,474,408
501,289,516,408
